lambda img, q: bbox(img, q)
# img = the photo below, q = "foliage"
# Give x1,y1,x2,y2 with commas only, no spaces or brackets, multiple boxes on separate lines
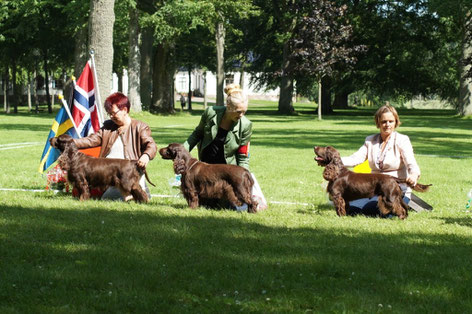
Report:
288,0,363,80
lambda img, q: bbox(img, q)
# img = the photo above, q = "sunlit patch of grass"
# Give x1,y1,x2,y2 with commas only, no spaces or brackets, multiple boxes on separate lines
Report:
0,103,471,312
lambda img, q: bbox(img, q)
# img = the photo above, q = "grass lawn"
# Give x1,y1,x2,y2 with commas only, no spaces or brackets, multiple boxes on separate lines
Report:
1,101,472,313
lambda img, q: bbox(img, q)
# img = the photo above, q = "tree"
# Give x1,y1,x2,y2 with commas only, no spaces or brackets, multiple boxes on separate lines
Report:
288,0,363,119
175,25,215,111
128,2,142,112
139,0,224,113
429,0,472,116
89,0,115,118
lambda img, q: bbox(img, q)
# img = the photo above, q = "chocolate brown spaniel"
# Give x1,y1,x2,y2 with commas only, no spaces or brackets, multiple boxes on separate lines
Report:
159,143,258,213
314,146,431,219
50,134,154,202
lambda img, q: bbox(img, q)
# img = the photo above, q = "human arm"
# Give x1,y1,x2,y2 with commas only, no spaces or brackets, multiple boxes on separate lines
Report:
398,135,420,185
73,129,103,149
235,121,252,170
341,142,368,167
138,124,157,168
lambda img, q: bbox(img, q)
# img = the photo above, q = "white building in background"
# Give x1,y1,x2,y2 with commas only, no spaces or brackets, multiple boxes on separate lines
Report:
174,70,279,101
113,69,280,102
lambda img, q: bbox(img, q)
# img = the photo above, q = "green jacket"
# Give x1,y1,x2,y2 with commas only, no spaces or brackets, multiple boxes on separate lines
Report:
184,106,252,170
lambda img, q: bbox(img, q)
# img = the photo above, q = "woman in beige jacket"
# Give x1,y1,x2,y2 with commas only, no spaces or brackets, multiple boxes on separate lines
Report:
341,105,421,216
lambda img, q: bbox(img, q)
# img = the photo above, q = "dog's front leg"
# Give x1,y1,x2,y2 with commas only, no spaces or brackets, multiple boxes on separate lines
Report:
332,194,347,216
77,182,90,201
188,190,199,208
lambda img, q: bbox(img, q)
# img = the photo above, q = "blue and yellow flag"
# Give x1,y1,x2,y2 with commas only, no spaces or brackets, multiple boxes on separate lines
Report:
38,107,77,173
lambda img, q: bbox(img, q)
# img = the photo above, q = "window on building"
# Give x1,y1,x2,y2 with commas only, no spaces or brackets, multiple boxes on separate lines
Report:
178,76,187,92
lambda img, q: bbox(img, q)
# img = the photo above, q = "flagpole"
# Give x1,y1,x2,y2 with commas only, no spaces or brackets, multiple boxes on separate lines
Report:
58,94,82,138
89,49,104,125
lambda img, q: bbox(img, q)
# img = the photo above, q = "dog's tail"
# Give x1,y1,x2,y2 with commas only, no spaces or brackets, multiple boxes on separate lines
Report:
137,165,156,187
144,169,156,187
395,178,431,192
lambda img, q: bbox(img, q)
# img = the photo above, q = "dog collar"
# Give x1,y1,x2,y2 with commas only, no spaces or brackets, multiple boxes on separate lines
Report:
188,160,199,172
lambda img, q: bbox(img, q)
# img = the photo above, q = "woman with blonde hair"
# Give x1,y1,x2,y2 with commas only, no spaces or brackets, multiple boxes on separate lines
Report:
184,83,252,169
341,105,421,216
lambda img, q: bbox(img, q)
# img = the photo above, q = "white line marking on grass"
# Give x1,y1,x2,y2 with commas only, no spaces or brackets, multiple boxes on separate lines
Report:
0,188,308,206
0,142,42,150
162,125,184,128
0,188,61,193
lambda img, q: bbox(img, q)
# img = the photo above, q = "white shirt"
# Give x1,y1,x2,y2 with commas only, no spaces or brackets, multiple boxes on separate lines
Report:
341,131,420,198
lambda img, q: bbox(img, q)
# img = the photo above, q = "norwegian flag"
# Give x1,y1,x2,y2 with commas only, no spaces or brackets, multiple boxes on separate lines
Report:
72,60,102,137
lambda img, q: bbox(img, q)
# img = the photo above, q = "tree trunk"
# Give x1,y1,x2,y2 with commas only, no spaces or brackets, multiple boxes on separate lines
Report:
203,71,207,109
140,26,153,110
117,69,123,92
12,60,19,114
128,6,142,113
89,0,115,118
317,78,322,120
215,20,225,106
42,53,52,114
278,40,295,114
3,69,9,113
239,68,246,90
188,68,192,111
74,26,89,77
33,70,39,113
321,76,332,115
333,91,349,109
150,42,175,113
27,72,32,111
460,13,472,116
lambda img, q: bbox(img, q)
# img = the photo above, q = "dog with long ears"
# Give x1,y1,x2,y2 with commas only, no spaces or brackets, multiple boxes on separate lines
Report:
50,134,154,202
314,146,431,219
159,143,258,213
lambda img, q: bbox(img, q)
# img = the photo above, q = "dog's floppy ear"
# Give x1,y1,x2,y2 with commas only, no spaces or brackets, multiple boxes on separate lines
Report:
327,146,343,168
173,159,186,175
169,144,184,160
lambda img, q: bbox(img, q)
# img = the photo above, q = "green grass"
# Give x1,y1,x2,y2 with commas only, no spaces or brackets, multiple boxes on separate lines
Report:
1,101,472,313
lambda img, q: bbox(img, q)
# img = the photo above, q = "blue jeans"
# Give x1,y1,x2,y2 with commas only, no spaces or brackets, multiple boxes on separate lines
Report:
348,196,410,217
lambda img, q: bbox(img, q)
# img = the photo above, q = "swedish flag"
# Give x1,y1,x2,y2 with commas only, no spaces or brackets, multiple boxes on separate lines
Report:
38,107,77,173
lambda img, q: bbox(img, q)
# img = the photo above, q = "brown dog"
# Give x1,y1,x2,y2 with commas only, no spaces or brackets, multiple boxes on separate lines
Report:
314,146,430,219
50,134,154,202
159,143,258,212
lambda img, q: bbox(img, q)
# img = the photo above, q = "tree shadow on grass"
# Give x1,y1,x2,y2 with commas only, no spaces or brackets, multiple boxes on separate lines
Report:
250,128,472,157
1,204,471,312
0,124,51,133
437,217,472,228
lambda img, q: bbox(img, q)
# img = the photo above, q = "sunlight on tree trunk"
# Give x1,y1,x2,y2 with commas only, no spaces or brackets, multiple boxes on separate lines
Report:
89,0,115,117
216,20,225,106
3,69,8,113
460,13,472,116
318,78,322,120
27,73,32,111
128,6,141,113
188,69,193,111
239,69,245,90
74,26,88,78
150,42,175,113
203,71,207,109
140,26,153,110
278,41,295,114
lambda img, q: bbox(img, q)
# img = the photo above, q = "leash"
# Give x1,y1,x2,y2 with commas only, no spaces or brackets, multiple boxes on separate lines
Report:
187,160,199,172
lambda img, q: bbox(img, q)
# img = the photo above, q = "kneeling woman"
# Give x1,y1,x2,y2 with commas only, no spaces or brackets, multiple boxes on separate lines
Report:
184,83,252,170
341,105,421,216
183,84,252,209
